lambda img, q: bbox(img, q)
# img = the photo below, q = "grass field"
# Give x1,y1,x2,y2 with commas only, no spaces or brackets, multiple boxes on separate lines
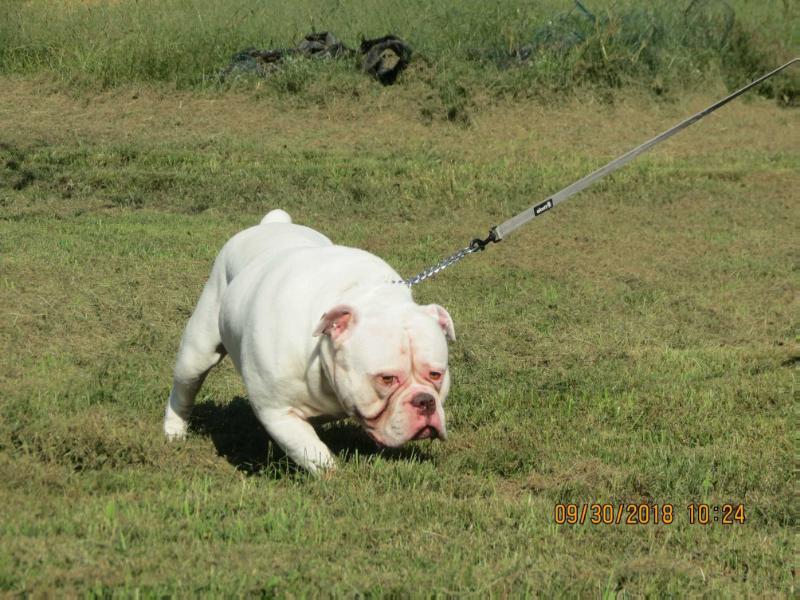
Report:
2,0,799,105
1,0,798,596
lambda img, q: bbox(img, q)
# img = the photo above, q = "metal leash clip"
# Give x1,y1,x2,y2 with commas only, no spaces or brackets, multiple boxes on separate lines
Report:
399,227,500,286
469,227,501,252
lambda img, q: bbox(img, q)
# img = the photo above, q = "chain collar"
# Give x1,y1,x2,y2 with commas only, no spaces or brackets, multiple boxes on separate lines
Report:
394,229,499,286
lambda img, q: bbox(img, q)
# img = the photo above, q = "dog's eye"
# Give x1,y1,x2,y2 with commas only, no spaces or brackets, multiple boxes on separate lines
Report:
379,375,397,386
429,371,442,381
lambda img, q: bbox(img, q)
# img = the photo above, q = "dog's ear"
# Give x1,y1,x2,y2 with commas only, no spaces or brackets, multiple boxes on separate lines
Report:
424,304,456,342
313,305,357,342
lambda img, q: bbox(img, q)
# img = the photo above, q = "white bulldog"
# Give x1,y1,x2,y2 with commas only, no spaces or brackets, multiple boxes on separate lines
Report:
163,209,455,473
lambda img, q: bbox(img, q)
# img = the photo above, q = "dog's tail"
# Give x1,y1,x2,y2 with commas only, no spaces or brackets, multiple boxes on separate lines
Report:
260,209,292,225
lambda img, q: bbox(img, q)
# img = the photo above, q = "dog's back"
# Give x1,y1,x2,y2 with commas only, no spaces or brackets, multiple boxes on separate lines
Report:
217,211,332,286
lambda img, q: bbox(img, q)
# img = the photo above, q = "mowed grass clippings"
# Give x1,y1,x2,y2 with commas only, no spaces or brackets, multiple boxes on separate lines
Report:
0,65,797,600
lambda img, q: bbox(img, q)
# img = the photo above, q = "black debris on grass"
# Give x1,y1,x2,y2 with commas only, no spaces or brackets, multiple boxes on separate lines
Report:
360,35,414,86
219,32,413,86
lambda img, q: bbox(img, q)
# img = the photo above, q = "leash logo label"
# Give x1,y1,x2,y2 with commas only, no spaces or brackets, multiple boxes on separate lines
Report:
534,199,553,216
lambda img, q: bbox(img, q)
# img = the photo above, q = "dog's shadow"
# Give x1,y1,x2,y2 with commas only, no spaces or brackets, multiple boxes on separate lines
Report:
191,396,432,477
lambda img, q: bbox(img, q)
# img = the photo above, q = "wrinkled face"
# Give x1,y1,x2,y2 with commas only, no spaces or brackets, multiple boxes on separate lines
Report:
314,303,455,447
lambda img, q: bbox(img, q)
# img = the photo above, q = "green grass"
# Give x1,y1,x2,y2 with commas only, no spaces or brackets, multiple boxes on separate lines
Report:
1,1,798,594
0,75,796,595
2,0,798,106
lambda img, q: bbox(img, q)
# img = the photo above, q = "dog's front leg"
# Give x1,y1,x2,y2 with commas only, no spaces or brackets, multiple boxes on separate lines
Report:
254,407,336,474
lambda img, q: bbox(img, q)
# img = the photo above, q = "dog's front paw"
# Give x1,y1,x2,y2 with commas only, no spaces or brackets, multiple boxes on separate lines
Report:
309,455,337,478
163,403,189,440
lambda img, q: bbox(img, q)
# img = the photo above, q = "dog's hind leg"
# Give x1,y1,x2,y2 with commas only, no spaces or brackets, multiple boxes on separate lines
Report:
164,269,227,440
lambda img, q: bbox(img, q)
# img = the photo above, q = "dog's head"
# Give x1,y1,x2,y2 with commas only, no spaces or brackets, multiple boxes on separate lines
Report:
314,300,455,447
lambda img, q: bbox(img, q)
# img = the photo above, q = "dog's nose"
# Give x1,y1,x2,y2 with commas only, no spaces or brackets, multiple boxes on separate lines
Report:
410,393,436,415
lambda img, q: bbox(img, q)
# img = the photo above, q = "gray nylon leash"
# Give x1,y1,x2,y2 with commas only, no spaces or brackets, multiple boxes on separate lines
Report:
400,57,799,287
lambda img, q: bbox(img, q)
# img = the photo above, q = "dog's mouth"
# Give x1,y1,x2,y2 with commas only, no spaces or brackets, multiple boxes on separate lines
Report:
356,394,444,448
412,425,438,440
365,424,440,449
